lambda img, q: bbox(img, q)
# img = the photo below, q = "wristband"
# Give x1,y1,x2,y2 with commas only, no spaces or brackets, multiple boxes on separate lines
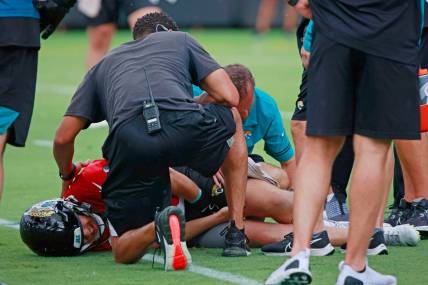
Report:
59,164,76,181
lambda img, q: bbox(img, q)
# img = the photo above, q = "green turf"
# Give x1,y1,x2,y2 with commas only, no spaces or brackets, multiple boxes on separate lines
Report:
0,29,427,285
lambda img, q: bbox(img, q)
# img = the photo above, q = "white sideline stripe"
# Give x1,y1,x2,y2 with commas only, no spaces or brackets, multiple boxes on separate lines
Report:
32,139,53,148
142,254,262,285
0,219,263,285
0,219,19,230
37,84,76,96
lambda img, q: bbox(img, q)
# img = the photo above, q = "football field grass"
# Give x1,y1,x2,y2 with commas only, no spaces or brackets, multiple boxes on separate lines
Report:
0,29,427,285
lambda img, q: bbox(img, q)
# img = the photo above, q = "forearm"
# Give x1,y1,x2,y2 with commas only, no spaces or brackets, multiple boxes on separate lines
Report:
53,141,75,175
194,93,216,105
110,223,156,264
199,69,239,107
170,168,200,202
281,158,296,188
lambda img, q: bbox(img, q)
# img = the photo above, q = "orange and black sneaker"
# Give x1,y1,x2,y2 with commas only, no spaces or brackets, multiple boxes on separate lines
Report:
155,206,191,271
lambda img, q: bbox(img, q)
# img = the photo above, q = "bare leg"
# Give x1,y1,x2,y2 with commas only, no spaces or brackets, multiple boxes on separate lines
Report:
290,120,307,165
282,3,298,32
110,223,155,264
255,0,278,34
221,108,248,229
245,220,293,247
259,162,291,189
86,23,116,69
0,133,7,202
169,168,200,202
395,136,428,201
128,6,162,29
345,135,391,271
245,179,293,224
376,146,394,228
290,136,345,256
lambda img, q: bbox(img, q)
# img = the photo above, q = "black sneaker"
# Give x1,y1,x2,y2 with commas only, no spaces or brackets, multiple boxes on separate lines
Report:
340,230,388,255
222,220,251,257
154,206,191,270
406,198,428,237
262,231,335,256
385,199,413,227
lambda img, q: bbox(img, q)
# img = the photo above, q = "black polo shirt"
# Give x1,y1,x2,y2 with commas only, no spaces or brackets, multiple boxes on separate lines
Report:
311,0,422,65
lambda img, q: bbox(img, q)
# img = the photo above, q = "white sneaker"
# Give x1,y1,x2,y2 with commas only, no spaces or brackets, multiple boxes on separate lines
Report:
265,249,312,285
383,224,420,246
336,261,397,285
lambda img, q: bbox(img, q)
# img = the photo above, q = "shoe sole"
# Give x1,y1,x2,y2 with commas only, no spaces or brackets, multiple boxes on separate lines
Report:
222,247,251,257
163,215,191,271
414,226,428,238
262,245,335,257
282,272,312,285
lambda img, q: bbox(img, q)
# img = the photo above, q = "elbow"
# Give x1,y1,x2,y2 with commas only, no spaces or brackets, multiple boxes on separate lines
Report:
54,129,74,147
227,88,240,108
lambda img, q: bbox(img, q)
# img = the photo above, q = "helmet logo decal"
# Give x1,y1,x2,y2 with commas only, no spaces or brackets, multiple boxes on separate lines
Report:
73,228,82,248
27,209,55,218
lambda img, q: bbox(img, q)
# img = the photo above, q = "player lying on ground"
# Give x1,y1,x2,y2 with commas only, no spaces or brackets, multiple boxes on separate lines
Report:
20,159,418,261
20,159,342,257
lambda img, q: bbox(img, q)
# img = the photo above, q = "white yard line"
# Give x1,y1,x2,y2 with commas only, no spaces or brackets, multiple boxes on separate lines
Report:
0,219,263,285
32,139,54,148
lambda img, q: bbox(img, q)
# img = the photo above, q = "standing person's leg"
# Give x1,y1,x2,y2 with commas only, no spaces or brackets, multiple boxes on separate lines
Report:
282,2,298,32
220,108,248,230
290,136,345,254
255,0,278,34
86,24,116,69
345,136,391,270
83,0,118,69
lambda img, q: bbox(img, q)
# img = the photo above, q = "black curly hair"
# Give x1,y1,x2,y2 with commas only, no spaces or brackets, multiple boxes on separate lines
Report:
133,12,179,40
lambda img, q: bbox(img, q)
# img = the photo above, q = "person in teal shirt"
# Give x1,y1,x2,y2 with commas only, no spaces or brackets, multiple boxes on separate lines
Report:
193,64,296,187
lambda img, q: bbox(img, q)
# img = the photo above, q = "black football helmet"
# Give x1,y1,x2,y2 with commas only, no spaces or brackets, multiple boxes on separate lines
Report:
20,198,105,256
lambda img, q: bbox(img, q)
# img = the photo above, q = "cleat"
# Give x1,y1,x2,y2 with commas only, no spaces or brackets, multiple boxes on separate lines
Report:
262,231,335,257
406,199,428,238
384,199,413,227
341,231,388,256
222,220,251,257
155,206,192,270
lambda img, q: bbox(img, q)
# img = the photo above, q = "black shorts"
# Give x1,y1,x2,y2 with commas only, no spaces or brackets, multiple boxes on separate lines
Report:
291,69,308,121
102,104,235,236
0,46,38,147
248,153,265,163
84,0,153,26
174,167,227,221
307,32,420,140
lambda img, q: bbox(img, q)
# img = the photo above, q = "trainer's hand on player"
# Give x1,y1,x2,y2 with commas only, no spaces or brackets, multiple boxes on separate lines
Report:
295,0,312,19
213,170,225,188
60,160,89,195
300,47,311,69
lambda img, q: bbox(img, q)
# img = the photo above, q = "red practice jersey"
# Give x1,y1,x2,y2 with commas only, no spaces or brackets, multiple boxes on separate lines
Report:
62,159,111,251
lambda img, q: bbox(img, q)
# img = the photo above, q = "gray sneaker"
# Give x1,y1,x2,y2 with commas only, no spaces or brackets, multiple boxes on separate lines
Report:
324,193,349,222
